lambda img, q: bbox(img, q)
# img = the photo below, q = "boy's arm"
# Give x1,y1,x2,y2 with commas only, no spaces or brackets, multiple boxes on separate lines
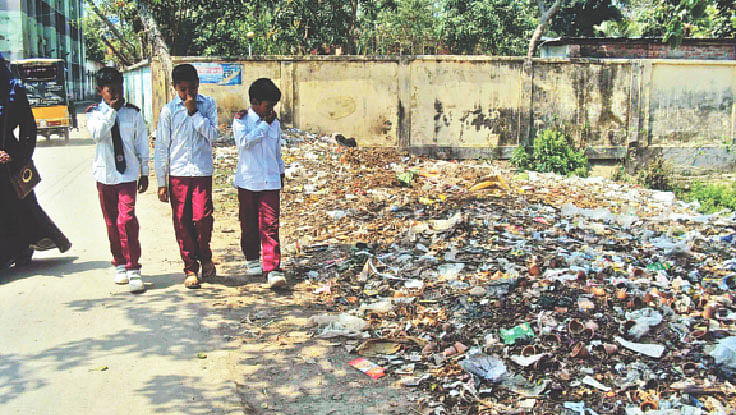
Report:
274,120,285,188
154,106,172,188
134,113,150,176
273,119,285,175
87,105,117,143
232,112,269,149
191,98,219,143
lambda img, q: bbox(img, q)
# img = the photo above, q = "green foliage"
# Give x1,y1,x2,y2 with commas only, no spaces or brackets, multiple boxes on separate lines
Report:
601,0,733,43
85,0,733,64
441,0,536,55
511,128,590,177
681,181,736,213
550,0,623,37
83,1,143,65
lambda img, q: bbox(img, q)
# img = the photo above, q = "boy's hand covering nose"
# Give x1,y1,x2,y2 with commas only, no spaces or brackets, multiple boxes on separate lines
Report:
264,109,277,124
111,96,124,111
184,95,197,115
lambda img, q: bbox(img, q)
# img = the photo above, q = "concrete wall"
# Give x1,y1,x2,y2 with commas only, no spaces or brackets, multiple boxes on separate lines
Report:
132,55,736,168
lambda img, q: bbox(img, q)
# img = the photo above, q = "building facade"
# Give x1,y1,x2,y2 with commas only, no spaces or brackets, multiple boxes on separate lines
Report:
0,0,88,99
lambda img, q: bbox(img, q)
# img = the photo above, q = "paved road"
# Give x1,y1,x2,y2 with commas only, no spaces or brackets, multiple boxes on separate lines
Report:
0,120,242,414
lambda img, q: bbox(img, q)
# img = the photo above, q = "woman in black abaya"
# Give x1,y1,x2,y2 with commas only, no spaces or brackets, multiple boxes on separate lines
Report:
0,55,70,269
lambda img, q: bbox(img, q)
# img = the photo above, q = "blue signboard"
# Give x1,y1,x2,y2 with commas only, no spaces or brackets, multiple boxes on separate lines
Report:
192,63,242,86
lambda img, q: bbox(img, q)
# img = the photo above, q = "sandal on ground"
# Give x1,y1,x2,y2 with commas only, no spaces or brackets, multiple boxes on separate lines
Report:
184,272,201,289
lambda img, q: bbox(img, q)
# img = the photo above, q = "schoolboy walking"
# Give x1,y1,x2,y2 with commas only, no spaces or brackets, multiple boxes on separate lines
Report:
155,64,218,289
232,78,286,289
87,67,149,293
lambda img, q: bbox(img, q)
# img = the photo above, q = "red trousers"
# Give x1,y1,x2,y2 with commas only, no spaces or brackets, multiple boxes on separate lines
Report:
169,176,213,274
97,182,141,270
238,189,281,272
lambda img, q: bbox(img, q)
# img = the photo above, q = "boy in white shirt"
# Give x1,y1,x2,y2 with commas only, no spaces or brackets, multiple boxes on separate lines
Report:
232,78,286,289
86,67,149,293
155,64,218,289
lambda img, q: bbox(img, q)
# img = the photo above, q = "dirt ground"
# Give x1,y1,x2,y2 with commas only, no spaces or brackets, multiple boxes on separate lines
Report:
204,198,417,415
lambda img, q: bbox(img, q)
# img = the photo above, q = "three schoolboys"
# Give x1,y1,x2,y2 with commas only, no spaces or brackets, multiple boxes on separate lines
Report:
91,64,287,292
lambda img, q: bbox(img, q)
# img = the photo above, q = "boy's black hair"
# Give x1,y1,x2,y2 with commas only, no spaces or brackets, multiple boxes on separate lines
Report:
95,67,123,87
249,78,281,103
172,64,199,84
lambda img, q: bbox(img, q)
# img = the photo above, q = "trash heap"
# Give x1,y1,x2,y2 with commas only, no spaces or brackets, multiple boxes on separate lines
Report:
213,129,736,414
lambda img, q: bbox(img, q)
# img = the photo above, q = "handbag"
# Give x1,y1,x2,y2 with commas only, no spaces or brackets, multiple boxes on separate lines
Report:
2,96,40,199
9,159,40,199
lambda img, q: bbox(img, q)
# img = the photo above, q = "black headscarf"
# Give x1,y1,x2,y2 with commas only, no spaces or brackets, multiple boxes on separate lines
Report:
0,53,19,106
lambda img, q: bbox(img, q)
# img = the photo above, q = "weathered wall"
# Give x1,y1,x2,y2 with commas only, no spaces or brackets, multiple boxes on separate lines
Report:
649,62,734,146
533,61,633,149
409,57,524,149
132,55,736,166
291,58,400,146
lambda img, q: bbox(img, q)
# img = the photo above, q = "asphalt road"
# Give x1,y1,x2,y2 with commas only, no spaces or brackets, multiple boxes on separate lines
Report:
0,118,242,414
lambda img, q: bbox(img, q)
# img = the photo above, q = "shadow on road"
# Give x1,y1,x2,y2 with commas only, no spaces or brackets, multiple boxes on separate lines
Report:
0,258,108,285
36,138,94,148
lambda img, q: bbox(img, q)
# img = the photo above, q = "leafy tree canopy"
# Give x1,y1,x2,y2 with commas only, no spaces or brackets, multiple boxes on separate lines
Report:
83,0,735,65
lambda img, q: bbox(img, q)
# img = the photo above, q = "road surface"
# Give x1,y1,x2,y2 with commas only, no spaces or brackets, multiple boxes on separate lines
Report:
0,118,242,414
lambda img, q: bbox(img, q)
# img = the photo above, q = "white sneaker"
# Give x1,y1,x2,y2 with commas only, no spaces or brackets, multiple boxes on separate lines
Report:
267,270,287,289
246,260,262,276
127,269,144,293
113,265,128,285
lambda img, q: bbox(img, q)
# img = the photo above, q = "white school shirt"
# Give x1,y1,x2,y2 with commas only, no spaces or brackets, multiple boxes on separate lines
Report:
154,94,218,187
86,100,149,185
232,108,285,191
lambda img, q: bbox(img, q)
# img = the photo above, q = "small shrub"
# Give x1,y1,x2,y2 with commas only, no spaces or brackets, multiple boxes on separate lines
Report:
681,181,736,213
511,128,590,177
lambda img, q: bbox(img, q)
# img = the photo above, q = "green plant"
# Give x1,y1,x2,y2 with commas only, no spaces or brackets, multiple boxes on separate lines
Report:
511,128,590,177
680,181,736,213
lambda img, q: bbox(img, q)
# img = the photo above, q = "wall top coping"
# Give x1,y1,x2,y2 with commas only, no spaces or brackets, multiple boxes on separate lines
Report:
121,55,736,73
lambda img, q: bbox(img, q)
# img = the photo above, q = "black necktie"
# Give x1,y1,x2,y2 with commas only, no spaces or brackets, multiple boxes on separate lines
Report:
111,116,126,174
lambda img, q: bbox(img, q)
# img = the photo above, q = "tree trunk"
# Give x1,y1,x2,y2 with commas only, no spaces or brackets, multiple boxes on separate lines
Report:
135,1,173,97
527,0,566,59
347,0,359,54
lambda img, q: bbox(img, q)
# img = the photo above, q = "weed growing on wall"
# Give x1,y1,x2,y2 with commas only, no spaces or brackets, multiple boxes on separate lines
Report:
511,128,590,177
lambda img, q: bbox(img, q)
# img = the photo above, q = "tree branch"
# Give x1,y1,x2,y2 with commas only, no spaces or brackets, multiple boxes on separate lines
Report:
88,0,139,61
528,0,566,59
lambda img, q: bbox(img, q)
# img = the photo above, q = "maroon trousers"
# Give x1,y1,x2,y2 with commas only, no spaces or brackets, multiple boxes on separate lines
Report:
97,181,141,270
238,189,281,272
169,176,213,274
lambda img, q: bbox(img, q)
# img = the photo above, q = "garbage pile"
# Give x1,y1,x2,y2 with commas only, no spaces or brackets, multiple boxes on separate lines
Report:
213,129,736,414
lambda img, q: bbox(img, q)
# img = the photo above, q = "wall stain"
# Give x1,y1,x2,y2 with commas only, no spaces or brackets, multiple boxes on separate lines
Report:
433,99,450,143
319,96,357,120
